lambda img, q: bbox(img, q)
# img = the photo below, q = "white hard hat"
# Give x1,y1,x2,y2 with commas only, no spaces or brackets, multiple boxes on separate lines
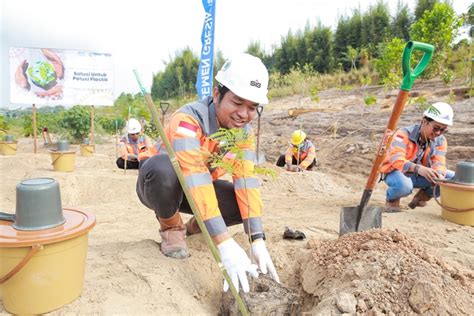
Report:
215,53,269,105
423,102,453,126
126,118,141,134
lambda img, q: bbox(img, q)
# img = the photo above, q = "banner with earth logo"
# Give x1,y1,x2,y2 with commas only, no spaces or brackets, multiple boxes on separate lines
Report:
9,47,114,106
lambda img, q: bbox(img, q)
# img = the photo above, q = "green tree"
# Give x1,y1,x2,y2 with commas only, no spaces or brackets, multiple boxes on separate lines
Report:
361,1,391,55
151,48,200,99
114,93,149,120
59,106,91,142
410,2,463,77
0,115,10,131
391,0,412,41
344,45,359,70
305,23,334,73
374,37,406,87
414,0,439,21
465,3,473,38
245,41,275,72
334,16,352,70
348,9,363,49
274,30,299,74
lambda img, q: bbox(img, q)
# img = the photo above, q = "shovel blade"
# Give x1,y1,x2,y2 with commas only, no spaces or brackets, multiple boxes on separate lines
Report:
339,206,382,236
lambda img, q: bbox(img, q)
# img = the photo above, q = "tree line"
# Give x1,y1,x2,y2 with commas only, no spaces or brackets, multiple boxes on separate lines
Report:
151,0,471,100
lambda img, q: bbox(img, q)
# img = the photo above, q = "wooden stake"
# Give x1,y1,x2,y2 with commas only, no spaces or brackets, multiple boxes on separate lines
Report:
124,106,131,175
115,120,119,158
90,105,95,145
32,104,37,154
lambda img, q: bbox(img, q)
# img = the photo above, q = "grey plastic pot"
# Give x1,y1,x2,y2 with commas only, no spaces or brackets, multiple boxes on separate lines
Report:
452,161,474,185
5,135,14,143
0,178,66,231
57,140,70,151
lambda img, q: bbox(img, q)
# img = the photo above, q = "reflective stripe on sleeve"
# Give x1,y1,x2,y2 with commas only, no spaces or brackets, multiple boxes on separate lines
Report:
390,153,403,163
234,177,260,190
204,216,227,236
242,217,263,234
185,172,212,188
391,141,406,149
172,138,200,152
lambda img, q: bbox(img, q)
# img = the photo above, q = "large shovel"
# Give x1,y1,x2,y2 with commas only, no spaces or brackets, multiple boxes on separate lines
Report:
339,41,434,236
255,105,265,165
159,101,170,125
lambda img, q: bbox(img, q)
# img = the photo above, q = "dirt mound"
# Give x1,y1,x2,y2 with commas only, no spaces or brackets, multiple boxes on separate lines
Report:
300,229,474,315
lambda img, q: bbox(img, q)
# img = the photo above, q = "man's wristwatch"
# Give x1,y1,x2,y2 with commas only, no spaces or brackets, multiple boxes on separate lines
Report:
250,232,266,242
414,164,419,176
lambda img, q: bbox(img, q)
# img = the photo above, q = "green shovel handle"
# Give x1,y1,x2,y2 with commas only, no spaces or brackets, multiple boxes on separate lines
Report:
401,41,434,91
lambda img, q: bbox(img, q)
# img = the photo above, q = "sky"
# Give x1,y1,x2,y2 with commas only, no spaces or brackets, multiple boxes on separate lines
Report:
0,0,472,109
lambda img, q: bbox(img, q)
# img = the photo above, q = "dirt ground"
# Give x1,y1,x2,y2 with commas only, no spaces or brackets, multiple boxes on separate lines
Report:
1,79,473,315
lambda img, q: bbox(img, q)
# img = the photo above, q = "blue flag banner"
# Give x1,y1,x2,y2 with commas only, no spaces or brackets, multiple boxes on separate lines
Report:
196,0,216,99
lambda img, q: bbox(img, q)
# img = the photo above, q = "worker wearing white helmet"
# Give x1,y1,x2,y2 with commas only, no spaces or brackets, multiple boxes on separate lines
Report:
380,102,456,213
276,130,317,171
136,53,279,293
116,118,152,169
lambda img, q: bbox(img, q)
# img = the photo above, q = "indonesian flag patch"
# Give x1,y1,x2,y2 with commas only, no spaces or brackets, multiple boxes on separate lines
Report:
394,135,404,143
177,121,198,137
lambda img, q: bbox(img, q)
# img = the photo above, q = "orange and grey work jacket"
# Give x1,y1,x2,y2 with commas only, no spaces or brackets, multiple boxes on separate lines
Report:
285,140,316,170
380,124,448,176
149,97,263,237
118,134,152,161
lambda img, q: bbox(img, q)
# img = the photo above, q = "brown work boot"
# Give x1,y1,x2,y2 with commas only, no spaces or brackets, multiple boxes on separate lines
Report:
408,190,432,209
158,212,189,259
385,199,401,213
185,216,201,236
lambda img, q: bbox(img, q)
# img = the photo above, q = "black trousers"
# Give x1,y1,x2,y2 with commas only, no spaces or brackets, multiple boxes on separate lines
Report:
276,154,316,170
116,157,140,169
136,154,242,225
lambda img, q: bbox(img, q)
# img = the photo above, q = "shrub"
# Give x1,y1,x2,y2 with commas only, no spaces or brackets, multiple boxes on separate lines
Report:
364,94,377,106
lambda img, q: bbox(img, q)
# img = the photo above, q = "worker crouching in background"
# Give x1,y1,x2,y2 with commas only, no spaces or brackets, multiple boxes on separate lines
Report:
380,102,455,213
116,118,152,169
276,129,317,172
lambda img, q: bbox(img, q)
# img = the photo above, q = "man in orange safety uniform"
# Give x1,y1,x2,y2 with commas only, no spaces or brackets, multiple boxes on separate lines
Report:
276,129,317,171
116,118,152,169
136,53,280,293
380,102,455,213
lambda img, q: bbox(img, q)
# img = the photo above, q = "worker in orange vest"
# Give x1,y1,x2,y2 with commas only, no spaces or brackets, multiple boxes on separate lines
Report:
380,102,455,213
136,53,279,293
116,118,152,169
276,130,317,171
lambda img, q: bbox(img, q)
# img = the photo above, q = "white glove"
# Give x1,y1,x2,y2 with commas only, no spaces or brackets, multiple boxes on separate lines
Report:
217,238,258,293
251,239,280,283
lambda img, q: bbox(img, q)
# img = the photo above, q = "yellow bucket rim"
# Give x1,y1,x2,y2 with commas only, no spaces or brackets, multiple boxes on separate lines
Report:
0,208,96,248
48,150,76,154
437,180,474,192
